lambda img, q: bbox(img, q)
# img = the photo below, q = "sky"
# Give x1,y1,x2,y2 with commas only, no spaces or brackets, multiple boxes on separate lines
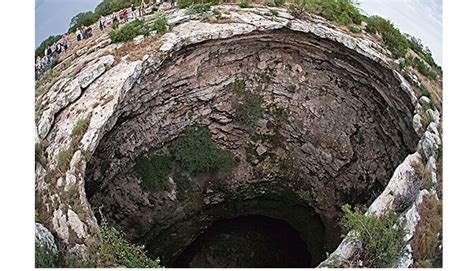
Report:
35,0,101,46
35,0,442,65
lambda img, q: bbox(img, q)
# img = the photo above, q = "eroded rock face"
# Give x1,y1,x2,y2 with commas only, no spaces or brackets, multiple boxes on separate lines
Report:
35,5,436,268
84,29,417,265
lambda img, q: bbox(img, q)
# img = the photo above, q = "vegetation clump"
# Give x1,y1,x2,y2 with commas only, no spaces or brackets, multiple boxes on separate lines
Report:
135,154,172,191
287,84,296,93
235,89,264,128
292,0,363,27
95,0,142,16
365,15,409,59
342,204,407,267
95,218,161,267
274,0,285,6
186,3,213,14
109,20,149,43
68,11,99,33
173,171,195,201
35,243,58,268
239,0,252,8
152,12,168,34
270,104,289,123
36,216,160,268
170,125,238,177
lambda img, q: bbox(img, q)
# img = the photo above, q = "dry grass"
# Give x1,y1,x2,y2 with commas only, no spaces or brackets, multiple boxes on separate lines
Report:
411,194,442,268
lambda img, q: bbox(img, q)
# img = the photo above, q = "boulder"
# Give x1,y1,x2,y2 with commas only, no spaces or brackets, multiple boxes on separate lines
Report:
37,108,55,139
35,223,58,254
412,114,423,136
76,55,115,89
419,96,431,107
256,145,268,156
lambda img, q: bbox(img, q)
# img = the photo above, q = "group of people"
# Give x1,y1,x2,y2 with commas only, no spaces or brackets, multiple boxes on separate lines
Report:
35,35,70,79
75,25,93,42
35,0,172,80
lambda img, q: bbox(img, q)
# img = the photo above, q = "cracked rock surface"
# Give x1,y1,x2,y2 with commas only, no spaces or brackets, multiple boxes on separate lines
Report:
34,5,438,268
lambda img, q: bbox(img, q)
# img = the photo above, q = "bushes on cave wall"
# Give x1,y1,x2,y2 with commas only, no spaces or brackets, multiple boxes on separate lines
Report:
170,125,238,177
95,218,161,267
135,154,172,191
35,219,160,268
232,80,264,129
135,125,238,193
342,204,406,267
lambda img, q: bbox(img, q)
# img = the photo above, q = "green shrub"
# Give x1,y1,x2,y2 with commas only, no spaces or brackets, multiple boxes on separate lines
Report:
95,0,142,17
267,10,279,17
35,243,58,268
97,218,161,268
274,0,285,6
109,20,149,43
365,15,409,59
292,0,363,27
225,79,246,92
407,35,441,74
170,125,238,177
342,204,406,267
173,171,194,201
135,154,172,191
412,57,436,79
68,11,100,33
286,84,296,93
239,0,252,8
153,12,168,34
187,3,212,14
235,92,264,128
178,0,192,8
349,25,361,33
270,104,289,123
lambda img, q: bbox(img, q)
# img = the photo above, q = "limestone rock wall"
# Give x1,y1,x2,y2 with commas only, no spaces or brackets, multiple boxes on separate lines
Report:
34,5,441,267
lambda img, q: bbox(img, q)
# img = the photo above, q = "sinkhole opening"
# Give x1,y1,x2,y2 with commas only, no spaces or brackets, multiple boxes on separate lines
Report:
172,215,312,268
84,28,419,268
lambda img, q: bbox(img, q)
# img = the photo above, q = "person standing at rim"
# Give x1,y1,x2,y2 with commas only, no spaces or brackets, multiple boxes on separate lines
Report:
131,4,137,19
98,17,104,31
75,28,81,42
62,35,68,52
140,0,146,17
171,0,176,8
46,46,53,66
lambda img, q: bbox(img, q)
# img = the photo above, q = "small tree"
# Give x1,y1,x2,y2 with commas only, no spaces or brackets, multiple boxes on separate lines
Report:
342,204,407,267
